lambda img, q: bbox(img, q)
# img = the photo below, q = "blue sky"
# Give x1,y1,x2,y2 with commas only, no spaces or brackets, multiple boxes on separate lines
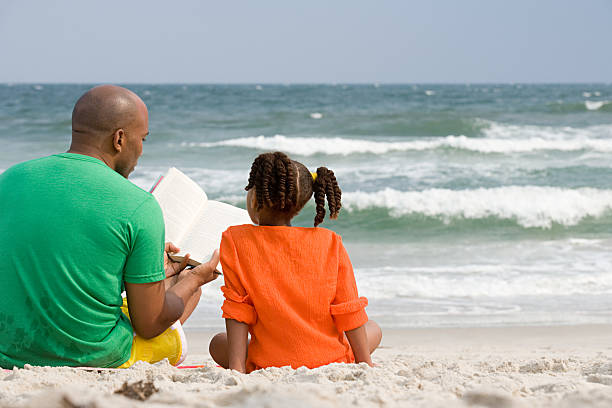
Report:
1,0,611,83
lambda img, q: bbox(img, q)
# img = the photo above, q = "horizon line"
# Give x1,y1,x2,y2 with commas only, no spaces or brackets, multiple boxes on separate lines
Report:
2,81,612,86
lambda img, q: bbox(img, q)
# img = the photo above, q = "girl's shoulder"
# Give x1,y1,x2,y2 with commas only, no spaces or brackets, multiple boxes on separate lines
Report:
303,226,341,240
224,224,342,242
223,223,254,240
287,226,344,248
225,223,253,233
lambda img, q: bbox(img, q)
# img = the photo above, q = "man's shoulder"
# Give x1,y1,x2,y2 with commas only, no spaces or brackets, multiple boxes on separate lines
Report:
114,177,156,206
129,192,163,221
50,152,156,208
0,156,61,189
2,154,159,218
2,155,55,174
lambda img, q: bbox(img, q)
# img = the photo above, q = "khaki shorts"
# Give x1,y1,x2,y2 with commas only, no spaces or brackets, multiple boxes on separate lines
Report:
116,298,187,368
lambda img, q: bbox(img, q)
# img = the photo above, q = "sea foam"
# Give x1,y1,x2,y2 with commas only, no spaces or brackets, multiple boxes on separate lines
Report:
184,134,612,156
357,264,612,299
585,100,610,111
342,186,612,228
182,123,612,156
480,121,612,139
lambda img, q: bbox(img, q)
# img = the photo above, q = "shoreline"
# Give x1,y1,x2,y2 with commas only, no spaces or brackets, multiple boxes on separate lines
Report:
183,324,612,355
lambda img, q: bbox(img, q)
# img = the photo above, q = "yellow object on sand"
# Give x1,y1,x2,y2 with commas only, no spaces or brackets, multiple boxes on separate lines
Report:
116,298,187,368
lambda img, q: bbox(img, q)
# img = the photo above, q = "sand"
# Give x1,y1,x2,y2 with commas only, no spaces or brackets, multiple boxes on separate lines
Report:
2,325,612,407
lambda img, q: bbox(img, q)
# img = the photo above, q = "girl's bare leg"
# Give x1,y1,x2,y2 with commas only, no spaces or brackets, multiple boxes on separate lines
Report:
209,332,229,368
210,321,381,368
209,332,250,368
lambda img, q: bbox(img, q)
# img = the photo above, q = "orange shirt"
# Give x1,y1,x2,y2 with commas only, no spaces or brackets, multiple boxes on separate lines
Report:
220,225,368,373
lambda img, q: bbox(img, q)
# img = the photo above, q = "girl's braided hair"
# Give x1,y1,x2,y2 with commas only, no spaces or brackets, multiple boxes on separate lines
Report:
245,152,342,226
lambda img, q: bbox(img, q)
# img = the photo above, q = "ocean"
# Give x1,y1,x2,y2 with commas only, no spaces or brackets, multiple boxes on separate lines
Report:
1,83,612,329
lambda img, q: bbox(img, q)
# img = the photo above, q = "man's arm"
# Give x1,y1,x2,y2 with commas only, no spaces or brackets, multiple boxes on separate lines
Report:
125,249,219,339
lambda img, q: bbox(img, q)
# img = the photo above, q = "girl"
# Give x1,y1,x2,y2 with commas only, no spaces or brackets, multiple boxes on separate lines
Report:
209,151,381,373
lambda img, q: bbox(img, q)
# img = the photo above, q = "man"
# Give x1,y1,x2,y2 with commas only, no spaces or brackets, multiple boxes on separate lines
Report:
0,85,218,368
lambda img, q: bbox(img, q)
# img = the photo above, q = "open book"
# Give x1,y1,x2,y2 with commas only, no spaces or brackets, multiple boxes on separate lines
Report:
151,167,252,270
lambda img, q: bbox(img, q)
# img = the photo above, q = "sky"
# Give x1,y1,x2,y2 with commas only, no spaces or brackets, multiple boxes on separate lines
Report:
1,0,611,84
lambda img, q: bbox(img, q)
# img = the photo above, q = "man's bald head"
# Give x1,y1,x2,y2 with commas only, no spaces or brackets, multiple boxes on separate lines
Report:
72,85,145,136
69,85,149,178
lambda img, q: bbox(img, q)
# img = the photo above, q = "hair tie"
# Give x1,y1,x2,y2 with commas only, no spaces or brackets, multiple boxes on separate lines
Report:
311,172,318,182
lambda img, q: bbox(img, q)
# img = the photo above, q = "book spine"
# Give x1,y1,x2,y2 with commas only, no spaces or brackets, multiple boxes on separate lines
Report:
149,175,164,193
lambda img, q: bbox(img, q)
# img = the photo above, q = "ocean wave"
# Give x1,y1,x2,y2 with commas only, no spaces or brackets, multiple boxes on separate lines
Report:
480,121,612,140
547,100,612,113
182,127,612,156
183,135,425,156
172,250,612,303
342,186,612,228
356,264,612,299
585,100,611,111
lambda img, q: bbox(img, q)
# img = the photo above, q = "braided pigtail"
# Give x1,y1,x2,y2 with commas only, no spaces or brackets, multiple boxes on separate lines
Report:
245,152,297,211
312,167,342,227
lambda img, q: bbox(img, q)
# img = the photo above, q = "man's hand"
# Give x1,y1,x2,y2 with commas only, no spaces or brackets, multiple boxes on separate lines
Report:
164,242,190,278
126,248,222,339
165,250,221,324
181,250,220,286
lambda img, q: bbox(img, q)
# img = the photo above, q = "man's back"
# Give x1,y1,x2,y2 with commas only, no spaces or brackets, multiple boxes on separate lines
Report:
0,153,165,368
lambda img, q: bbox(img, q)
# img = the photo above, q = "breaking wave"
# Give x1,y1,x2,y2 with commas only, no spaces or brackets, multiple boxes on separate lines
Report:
342,186,612,229
181,123,612,156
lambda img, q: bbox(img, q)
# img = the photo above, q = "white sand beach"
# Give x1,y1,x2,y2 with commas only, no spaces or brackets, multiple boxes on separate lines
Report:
2,325,612,407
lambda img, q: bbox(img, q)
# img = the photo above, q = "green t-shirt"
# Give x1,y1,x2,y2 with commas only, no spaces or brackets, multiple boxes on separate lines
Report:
0,153,166,368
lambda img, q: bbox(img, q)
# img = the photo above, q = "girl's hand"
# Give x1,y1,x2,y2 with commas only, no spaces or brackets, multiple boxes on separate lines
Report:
357,357,374,367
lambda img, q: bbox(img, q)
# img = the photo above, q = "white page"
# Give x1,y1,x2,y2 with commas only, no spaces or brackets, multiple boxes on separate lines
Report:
152,167,207,245
180,200,252,268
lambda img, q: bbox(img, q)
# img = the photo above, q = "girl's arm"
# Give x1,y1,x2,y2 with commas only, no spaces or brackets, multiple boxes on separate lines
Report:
226,318,249,373
345,324,373,367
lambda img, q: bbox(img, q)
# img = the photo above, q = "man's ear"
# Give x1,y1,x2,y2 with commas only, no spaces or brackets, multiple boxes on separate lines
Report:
112,129,125,152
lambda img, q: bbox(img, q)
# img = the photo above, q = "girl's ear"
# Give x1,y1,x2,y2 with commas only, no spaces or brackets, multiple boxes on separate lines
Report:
246,187,260,225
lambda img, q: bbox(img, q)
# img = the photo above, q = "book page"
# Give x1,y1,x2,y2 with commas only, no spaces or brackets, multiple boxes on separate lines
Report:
152,167,208,245
180,200,252,267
